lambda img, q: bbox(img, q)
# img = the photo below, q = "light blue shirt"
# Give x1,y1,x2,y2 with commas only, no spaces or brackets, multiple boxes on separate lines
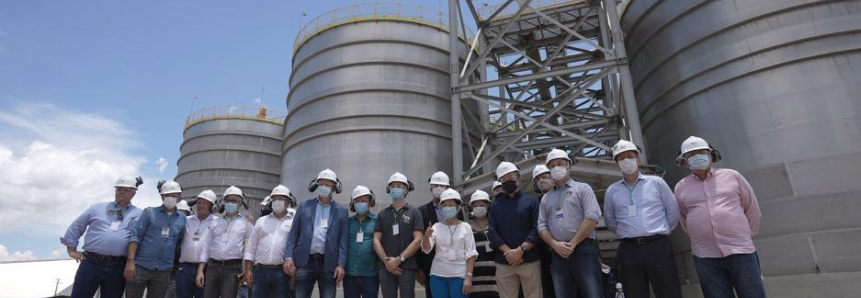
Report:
310,199,331,254
128,206,187,271
604,174,681,238
61,201,142,257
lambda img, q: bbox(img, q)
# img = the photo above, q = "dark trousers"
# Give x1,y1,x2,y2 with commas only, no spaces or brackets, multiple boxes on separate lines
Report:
71,257,127,298
252,266,293,298
176,263,204,298
540,246,555,298
294,257,336,298
204,261,242,298
343,275,380,298
125,265,172,298
693,252,767,298
617,237,682,298
379,267,416,298
549,241,604,298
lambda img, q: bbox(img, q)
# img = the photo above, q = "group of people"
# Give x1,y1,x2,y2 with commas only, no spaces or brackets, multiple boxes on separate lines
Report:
62,135,766,298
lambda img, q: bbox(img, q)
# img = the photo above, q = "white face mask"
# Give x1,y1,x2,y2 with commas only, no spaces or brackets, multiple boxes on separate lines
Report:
618,158,639,175
431,186,445,199
550,166,568,181
472,206,487,218
688,154,711,171
271,200,286,213
537,178,554,192
163,197,177,209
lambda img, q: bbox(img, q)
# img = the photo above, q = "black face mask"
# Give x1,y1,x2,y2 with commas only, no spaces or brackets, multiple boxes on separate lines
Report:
502,180,518,194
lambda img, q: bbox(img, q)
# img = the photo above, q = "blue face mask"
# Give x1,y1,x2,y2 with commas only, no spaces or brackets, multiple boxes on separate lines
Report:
389,188,405,200
317,185,332,197
440,206,458,220
354,202,369,214
223,202,239,214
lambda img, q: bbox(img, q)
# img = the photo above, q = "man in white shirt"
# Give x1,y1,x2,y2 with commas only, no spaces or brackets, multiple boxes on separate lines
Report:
176,190,218,298
244,185,298,298
196,186,253,298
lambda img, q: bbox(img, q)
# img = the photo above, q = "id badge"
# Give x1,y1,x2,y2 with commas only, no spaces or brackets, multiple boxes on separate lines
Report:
627,205,637,217
485,242,493,252
356,231,364,243
161,226,170,238
110,220,121,231
555,207,564,219
447,249,456,261
193,231,201,241
392,224,400,236
320,218,329,228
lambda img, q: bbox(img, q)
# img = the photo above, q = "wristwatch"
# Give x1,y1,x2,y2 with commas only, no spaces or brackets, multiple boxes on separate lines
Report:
399,255,405,262
520,246,527,252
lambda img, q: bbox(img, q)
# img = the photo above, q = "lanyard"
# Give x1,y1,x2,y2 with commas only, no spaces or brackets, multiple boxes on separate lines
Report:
446,223,458,246
625,179,640,205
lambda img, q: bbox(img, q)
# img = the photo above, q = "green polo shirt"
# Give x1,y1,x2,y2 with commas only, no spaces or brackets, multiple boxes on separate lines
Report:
346,212,378,276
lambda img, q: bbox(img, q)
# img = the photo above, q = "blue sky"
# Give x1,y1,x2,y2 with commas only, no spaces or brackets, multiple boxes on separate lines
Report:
0,0,446,261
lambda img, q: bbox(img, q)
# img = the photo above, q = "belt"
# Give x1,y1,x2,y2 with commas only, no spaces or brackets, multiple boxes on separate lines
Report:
179,262,197,266
310,253,324,260
255,263,284,269
85,251,125,262
208,258,243,266
621,234,666,245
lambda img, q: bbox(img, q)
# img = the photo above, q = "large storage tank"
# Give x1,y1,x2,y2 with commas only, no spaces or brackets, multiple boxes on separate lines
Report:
176,105,285,216
282,3,476,207
621,0,861,296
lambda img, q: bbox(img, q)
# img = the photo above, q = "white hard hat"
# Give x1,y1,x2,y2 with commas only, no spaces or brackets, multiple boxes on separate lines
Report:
351,185,374,200
260,195,271,206
492,181,502,190
495,162,519,180
532,165,550,180
271,185,292,197
316,169,338,183
196,190,217,205
177,200,191,212
545,149,572,165
440,188,462,204
470,190,491,204
611,140,640,160
223,186,244,199
387,172,409,185
680,136,711,156
159,180,182,195
429,171,451,186
114,176,138,189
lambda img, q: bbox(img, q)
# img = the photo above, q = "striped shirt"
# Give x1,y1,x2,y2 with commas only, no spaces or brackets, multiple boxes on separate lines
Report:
470,221,499,298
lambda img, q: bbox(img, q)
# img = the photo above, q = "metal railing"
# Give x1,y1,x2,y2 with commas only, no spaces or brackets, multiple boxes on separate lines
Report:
473,0,586,21
294,2,473,53
185,105,286,129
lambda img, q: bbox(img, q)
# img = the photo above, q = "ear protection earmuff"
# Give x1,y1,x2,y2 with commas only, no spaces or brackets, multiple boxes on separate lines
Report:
349,190,377,212
386,180,415,194
307,178,343,194
675,145,722,166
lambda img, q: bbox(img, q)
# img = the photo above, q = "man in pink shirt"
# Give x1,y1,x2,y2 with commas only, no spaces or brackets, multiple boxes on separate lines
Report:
673,136,766,298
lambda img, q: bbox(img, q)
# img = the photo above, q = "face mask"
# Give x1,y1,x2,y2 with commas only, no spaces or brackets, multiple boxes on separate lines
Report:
317,185,332,197
223,202,239,214
431,187,445,199
537,178,554,193
472,206,487,218
441,206,458,220
618,158,639,175
688,154,711,171
354,202,369,214
551,166,568,181
163,197,177,209
501,180,518,194
271,200,286,213
389,188,405,200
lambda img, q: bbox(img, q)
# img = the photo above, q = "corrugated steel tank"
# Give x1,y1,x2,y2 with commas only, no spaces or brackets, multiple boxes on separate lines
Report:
621,0,861,296
282,3,476,208
176,106,285,216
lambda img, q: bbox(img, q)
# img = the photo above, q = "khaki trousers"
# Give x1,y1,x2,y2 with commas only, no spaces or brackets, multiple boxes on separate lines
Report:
495,261,543,298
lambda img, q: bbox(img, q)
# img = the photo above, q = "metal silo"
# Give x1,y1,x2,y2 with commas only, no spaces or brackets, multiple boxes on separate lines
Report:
282,3,477,207
621,0,861,296
176,105,285,216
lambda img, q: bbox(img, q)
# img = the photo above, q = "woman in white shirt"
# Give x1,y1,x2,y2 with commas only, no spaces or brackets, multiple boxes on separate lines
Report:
421,188,478,298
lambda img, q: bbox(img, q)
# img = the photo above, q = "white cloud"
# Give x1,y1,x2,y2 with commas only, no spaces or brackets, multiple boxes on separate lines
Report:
0,244,37,262
156,157,168,174
0,102,163,235
50,249,65,259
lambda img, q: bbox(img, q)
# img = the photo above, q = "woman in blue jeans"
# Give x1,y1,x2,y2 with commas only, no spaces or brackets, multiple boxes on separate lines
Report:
421,189,478,298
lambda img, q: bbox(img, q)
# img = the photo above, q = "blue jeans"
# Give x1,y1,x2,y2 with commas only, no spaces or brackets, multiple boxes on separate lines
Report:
71,257,127,298
550,241,604,298
176,263,204,298
429,275,466,298
693,252,767,298
295,257,336,298
253,266,293,298
343,275,379,298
